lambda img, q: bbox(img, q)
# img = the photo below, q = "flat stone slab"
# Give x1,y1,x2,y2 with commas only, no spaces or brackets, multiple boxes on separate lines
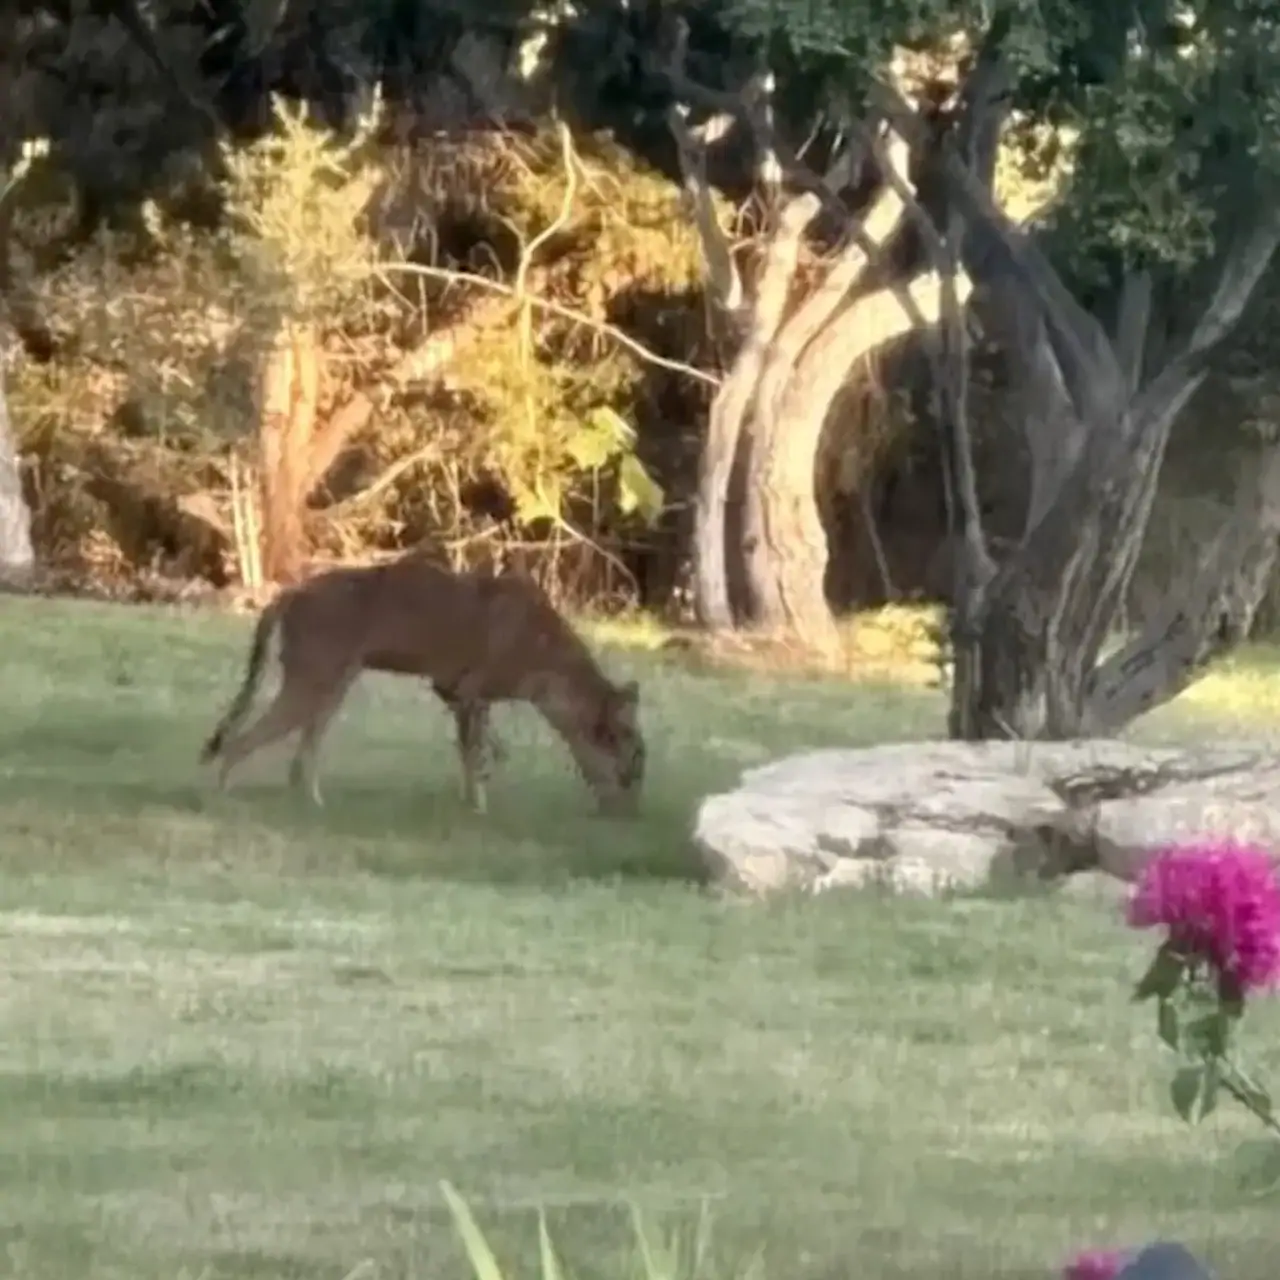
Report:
694,739,1278,896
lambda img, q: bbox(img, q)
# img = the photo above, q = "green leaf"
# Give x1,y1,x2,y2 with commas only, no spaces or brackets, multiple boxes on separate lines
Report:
564,422,619,471
1170,1062,1219,1124
439,1181,507,1280
1156,998,1180,1051
617,453,665,525
1218,971,1246,1020
1182,1008,1231,1059
565,407,636,471
589,405,636,449
1134,943,1187,1002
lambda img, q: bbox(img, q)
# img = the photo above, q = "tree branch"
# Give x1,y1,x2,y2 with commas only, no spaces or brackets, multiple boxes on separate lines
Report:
1131,207,1280,436
786,271,976,429
1017,325,1085,534
667,103,743,316
867,79,1129,436
1113,270,1152,396
379,261,718,387
953,12,1015,192
1081,443,1280,731
660,26,953,361
304,291,514,495
765,130,910,376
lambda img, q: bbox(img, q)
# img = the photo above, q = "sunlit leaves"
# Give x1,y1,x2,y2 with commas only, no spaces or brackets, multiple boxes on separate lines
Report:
716,0,1280,271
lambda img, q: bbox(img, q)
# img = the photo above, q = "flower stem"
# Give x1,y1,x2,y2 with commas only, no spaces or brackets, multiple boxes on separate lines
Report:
1218,1067,1280,1139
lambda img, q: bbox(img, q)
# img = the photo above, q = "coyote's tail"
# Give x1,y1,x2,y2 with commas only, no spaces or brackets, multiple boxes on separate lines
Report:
200,598,282,763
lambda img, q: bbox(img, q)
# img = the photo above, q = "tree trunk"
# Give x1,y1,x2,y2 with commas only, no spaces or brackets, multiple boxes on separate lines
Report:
258,323,320,584
669,14,1280,731
0,354,34,586
891,91,1280,738
1080,443,1280,730
667,96,968,648
667,102,788,631
253,295,514,586
744,275,967,649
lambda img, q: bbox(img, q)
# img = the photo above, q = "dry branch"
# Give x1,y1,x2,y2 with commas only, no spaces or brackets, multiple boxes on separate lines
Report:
306,291,515,499
667,103,743,316
378,261,718,388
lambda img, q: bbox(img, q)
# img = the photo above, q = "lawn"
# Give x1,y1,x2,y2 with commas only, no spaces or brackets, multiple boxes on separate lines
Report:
3,597,1280,1280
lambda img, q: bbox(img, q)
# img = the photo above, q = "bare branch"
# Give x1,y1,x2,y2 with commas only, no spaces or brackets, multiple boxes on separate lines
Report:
766,130,911,374
856,122,946,269
782,270,976,428
660,32,948,357
1131,207,1280,435
867,79,1128,433
379,261,718,387
667,104,743,315
304,291,514,496
1018,329,1085,533
953,11,1015,192
757,194,823,336
859,485,896,599
936,220,987,564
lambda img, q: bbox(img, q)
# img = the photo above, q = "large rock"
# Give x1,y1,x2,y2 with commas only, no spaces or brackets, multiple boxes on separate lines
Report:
694,739,1280,897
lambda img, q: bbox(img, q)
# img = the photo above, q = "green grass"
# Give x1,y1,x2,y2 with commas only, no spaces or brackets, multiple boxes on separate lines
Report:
3,599,1280,1280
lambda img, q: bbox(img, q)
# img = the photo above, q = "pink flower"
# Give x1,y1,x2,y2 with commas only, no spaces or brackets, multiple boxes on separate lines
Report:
1128,839,1280,992
1063,1248,1127,1280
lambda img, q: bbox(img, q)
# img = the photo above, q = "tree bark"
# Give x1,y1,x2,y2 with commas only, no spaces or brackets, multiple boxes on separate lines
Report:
668,92,969,647
0,352,35,586
1081,443,1280,730
688,191,809,630
744,273,968,649
253,296,514,585
258,323,319,584
667,12,1280,731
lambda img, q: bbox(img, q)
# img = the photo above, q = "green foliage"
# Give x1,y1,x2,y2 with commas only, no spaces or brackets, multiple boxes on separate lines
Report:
717,0,1280,272
1045,2,1280,273
428,129,690,538
459,340,666,531
442,1181,760,1280
1136,941,1279,1140
220,94,384,322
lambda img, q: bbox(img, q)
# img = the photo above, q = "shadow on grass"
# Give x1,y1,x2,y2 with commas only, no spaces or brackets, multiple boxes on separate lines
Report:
0,768,710,887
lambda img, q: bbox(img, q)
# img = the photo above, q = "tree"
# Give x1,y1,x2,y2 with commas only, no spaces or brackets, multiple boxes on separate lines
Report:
0,143,44,585
667,0,1280,732
0,357,34,585
657,18,970,649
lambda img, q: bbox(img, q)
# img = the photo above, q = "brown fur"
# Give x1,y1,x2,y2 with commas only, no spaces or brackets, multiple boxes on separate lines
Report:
200,557,646,814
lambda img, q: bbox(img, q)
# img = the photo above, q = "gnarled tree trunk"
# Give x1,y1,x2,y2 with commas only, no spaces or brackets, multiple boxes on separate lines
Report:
667,12,1280,734
875,39,1280,739
668,73,968,651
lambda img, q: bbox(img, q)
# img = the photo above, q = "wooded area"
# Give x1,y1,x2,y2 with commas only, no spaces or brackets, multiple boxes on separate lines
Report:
3,0,1280,739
